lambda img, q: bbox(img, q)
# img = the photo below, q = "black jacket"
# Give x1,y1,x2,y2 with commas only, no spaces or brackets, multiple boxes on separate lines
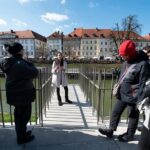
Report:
117,51,149,104
0,55,38,106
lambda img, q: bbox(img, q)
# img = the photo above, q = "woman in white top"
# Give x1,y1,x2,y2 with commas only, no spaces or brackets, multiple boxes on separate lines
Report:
51,52,72,106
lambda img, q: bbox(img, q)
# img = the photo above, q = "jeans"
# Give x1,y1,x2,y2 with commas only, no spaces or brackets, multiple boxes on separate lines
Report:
109,99,139,136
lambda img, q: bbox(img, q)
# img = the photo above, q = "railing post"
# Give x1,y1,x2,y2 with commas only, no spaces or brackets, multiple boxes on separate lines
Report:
0,86,5,127
97,70,102,124
38,69,43,126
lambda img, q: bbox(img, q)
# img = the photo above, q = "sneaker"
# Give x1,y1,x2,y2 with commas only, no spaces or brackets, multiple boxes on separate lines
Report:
58,101,63,106
118,132,134,142
98,128,113,138
17,135,35,145
65,100,73,104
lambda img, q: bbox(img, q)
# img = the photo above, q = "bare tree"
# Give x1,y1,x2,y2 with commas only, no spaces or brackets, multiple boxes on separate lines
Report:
112,15,142,51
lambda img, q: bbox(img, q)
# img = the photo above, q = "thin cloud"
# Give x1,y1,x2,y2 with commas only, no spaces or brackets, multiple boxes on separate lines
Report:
53,24,70,32
41,12,69,23
60,0,66,5
18,0,30,5
64,24,70,28
18,0,45,4
33,0,46,2
0,19,7,26
12,19,27,26
54,26,63,32
88,1,99,8
71,22,78,26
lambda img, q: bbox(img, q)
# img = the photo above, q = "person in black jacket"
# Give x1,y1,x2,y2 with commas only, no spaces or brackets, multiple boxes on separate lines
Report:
138,45,150,150
98,40,149,142
0,42,38,144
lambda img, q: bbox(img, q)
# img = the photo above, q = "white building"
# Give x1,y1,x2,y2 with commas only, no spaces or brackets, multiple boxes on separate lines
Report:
0,30,46,59
65,28,150,59
47,31,62,59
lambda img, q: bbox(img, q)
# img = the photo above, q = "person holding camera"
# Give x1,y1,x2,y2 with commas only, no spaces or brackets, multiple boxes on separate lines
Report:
0,42,38,144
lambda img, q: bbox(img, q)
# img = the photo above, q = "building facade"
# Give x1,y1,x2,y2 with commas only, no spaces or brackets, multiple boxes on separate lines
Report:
0,30,46,59
66,28,150,60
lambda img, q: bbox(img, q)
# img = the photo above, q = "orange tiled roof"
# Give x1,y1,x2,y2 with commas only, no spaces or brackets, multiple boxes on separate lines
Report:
0,30,46,42
67,28,146,40
143,34,150,40
47,31,62,39
68,28,112,38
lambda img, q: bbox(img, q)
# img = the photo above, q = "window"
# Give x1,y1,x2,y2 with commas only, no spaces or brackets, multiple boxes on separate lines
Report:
26,46,28,51
31,46,33,50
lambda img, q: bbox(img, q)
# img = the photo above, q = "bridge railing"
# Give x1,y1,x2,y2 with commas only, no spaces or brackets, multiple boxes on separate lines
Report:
0,67,55,127
78,65,125,124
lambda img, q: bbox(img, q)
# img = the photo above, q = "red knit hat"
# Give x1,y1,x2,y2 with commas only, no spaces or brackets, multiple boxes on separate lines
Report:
119,40,136,57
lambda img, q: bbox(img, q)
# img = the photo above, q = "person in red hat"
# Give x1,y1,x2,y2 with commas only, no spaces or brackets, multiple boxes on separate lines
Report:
98,40,149,142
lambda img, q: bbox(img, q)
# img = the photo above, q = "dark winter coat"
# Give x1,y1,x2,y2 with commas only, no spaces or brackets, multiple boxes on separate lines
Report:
116,51,149,104
0,55,38,106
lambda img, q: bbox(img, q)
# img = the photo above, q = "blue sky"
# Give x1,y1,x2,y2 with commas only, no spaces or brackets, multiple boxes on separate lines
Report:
0,0,149,37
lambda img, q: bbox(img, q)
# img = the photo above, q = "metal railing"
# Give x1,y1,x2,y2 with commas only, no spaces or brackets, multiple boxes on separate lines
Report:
0,65,123,127
78,65,121,124
0,67,55,127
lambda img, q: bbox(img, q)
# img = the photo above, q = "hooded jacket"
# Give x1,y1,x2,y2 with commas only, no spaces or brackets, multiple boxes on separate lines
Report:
0,55,38,106
117,45,149,104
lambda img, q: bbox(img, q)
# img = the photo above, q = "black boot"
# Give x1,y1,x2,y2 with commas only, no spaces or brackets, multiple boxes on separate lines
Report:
98,128,113,138
64,86,72,104
66,99,73,104
58,101,63,106
17,134,35,145
57,87,63,106
117,132,134,142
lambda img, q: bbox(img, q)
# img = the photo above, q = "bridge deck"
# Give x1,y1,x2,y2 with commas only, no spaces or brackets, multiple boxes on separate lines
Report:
0,85,141,150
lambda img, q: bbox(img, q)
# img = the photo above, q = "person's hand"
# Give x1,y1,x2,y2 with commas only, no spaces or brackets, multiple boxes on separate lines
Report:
55,66,59,72
60,66,65,71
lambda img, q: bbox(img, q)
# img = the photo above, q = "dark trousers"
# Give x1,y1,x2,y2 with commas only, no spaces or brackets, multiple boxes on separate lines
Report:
56,86,69,102
14,104,31,140
139,126,150,150
109,100,139,136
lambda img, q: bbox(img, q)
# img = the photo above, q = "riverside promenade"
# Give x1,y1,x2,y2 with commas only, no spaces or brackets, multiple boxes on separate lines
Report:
0,85,140,150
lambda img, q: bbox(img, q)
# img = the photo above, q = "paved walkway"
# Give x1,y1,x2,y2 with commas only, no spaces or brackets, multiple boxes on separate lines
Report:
0,85,140,150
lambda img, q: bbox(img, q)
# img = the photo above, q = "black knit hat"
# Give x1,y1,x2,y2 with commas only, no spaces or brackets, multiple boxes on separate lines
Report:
4,42,23,55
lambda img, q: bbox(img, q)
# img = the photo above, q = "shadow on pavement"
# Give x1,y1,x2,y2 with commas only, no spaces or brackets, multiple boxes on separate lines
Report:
0,126,139,150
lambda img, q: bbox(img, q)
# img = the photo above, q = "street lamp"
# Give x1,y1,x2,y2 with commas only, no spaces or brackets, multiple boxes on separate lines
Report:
61,32,64,53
